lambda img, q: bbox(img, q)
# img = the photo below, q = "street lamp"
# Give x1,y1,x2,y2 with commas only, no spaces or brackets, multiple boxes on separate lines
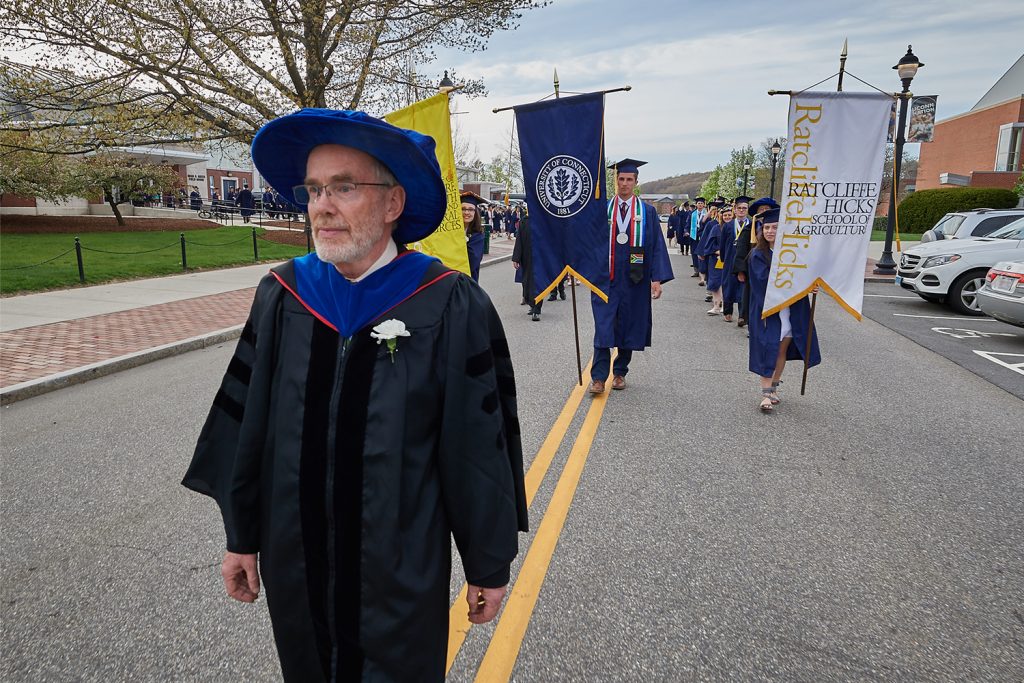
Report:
875,45,924,275
438,70,455,93
742,162,751,195
769,139,782,200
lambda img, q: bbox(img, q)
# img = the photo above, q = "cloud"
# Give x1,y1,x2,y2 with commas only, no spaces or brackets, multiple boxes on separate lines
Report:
436,0,1023,179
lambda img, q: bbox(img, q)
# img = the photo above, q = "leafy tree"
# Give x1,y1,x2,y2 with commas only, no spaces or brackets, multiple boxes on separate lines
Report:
0,0,546,155
76,154,182,225
0,131,81,200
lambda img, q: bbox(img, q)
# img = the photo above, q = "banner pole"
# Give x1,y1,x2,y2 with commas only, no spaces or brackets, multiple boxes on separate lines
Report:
800,291,817,396
570,276,583,386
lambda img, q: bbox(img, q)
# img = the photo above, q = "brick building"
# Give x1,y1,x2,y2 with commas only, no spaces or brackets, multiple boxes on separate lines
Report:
915,54,1024,192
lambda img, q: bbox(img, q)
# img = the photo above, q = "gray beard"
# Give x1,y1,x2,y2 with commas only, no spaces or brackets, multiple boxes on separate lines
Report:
312,222,386,265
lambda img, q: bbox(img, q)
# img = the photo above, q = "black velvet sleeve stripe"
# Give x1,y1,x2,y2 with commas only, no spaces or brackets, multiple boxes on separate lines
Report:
496,374,517,398
239,319,256,346
491,337,511,359
212,388,245,423
465,349,494,377
225,354,253,386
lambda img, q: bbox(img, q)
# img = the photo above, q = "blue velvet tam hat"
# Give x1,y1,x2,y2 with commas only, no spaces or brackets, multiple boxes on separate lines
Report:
251,108,447,244
760,207,781,223
749,196,780,213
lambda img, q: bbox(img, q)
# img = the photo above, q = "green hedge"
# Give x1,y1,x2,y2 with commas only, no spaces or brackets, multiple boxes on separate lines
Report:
897,187,1020,233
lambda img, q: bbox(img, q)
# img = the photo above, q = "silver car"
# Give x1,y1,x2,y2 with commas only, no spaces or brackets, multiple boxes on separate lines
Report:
977,260,1024,328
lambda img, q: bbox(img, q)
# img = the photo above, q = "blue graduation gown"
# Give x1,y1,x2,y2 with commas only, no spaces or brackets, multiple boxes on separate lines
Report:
720,218,747,304
591,202,674,350
699,220,723,288
747,248,821,377
467,232,485,282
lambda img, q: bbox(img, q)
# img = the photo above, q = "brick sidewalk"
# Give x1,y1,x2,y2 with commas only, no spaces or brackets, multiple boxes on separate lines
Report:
0,288,255,388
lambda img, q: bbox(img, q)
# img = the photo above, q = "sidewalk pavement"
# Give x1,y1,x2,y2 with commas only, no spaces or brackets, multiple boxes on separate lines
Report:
0,236,904,404
0,238,514,403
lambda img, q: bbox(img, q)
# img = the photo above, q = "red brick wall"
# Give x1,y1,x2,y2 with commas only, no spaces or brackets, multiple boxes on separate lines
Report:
968,171,1019,190
916,97,1024,191
0,194,37,208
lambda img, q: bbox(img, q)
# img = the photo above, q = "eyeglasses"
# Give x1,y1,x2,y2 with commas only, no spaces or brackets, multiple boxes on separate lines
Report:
292,180,393,205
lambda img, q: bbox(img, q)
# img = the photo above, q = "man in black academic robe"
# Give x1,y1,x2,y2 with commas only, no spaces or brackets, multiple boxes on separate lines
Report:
182,109,527,682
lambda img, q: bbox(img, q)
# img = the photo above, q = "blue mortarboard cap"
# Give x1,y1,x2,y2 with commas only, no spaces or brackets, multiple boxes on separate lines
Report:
733,195,753,204
694,196,707,202
251,108,447,244
459,191,486,207
760,207,781,223
608,158,647,175
749,196,780,213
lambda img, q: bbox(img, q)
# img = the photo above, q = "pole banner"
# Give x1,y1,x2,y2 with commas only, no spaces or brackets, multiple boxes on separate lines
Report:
763,91,893,321
385,93,471,275
907,95,938,143
514,92,609,302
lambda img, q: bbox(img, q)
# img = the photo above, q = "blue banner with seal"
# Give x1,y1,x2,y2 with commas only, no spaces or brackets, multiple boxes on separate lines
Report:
515,92,609,302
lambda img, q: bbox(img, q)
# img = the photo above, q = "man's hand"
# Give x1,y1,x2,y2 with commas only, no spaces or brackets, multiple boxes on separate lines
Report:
737,272,746,283
512,261,520,270
651,282,662,300
222,552,260,603
466,584,507,624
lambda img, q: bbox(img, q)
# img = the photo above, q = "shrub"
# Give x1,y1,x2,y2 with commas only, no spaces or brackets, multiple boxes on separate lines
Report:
897,187,1019,233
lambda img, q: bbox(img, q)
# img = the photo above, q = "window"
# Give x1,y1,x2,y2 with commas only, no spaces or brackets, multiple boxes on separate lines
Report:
972,215,1020,236
995,123,1023,172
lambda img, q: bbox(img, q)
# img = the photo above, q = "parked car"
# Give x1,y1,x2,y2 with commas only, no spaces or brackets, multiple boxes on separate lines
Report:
896,218,1024,315
977,260,1024,328
919,208,1024,243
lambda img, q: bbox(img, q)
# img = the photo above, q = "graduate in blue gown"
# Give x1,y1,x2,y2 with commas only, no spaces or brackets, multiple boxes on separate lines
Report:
719,196,751,322
696,202,722,305
689,197,706,276
460,191,486,282
704,203,729,315
589,158,674,393
747,208,821,412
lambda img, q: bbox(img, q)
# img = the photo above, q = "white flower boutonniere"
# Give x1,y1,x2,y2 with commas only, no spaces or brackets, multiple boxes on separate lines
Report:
371,319,411,363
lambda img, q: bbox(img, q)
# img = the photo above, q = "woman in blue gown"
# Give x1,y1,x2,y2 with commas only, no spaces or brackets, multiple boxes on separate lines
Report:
747,209,821,412
461,192,486,282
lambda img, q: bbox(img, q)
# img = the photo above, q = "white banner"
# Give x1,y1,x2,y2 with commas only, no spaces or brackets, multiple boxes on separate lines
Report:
764,91,893,321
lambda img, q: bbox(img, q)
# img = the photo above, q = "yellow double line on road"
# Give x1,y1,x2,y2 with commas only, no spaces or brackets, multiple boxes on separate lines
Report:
446,358,613,680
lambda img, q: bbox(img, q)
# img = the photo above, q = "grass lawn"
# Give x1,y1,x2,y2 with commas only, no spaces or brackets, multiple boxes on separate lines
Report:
1,227,308,294
871,230,923,242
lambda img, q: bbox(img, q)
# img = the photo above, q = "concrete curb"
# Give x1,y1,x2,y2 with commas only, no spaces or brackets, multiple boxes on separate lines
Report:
865,277,898,284
0,325,243,406
0,256,516,405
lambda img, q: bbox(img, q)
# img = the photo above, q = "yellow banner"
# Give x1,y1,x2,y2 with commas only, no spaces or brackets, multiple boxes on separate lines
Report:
385,93,470,275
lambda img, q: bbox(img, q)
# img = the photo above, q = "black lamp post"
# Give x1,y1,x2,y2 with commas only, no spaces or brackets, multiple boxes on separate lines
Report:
875,45,924,275
742,162,751,195
438,70,455,93
769,139,782,200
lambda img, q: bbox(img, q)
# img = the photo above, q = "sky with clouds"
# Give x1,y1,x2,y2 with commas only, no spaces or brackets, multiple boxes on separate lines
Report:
435,0,1024,181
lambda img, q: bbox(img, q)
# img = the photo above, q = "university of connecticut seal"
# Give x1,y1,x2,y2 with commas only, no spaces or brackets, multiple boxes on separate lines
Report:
536,155,593,218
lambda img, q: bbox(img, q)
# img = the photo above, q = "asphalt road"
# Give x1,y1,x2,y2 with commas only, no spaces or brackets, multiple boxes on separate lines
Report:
3,251,1023,682
860,282,1024,399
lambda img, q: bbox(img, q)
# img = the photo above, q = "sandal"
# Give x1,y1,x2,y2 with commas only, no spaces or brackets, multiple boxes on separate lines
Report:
759,388,774,413
769,381,782,404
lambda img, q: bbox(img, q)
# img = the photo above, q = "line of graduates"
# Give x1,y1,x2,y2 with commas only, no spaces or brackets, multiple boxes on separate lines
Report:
672,195,822,412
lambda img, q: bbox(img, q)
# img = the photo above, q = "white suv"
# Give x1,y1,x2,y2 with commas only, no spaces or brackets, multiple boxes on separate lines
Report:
919,208,1024,242
896,218,1024,315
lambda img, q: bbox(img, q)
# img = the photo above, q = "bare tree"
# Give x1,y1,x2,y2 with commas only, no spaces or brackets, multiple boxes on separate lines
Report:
0,0,546,155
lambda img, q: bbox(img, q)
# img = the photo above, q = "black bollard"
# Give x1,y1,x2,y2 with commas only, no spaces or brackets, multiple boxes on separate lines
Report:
180,232,187,271
252,227,259,262
305,225,312,254
75,236,85,283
